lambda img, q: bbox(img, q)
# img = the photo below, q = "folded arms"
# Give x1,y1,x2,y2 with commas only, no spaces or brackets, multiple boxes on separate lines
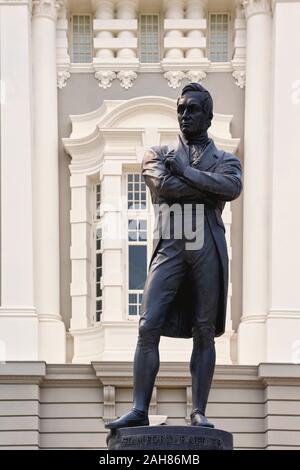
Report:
142,148,243,204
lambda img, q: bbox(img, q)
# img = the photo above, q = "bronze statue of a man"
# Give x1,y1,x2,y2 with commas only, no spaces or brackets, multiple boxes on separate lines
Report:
106,83,243,430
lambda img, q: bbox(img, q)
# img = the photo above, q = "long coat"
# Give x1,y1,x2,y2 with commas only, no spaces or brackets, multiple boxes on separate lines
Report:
141,135,243,338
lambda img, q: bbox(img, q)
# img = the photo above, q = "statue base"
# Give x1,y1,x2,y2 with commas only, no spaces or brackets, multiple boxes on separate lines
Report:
106,426,233,450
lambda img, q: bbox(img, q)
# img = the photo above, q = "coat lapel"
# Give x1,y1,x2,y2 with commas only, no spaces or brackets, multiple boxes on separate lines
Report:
195,139,219,171
172,134,219,172
173,133,189,159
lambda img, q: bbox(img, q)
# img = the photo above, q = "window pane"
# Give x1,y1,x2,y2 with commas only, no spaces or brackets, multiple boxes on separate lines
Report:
128,291,143,316
128,219,137,230
139,231,147,241
129,231,138,241
129,293,136,303
72,15,92,63
128,219,147,242
127,173,147,210
139,220,147,230
129,305,137,315
209,13,229,62
129,245,147,290
96,299,102,322
139,14,160,63
96,283,102,297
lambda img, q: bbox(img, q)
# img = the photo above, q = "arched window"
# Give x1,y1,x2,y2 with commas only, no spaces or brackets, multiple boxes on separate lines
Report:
64,96,238,363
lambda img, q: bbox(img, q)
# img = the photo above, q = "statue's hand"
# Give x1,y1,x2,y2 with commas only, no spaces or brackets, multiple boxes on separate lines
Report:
165,152,189,176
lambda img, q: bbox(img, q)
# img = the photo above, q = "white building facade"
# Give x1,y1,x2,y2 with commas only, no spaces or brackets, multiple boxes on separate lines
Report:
1,0,300,449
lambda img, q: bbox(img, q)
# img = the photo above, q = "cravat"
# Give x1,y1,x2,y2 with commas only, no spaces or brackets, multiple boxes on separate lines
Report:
189,144,206,166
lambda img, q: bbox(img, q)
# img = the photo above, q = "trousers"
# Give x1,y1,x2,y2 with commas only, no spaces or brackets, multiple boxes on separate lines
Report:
132,215,221,415
139,214,220,340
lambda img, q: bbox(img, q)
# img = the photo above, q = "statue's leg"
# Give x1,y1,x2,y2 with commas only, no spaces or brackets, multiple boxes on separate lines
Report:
189,329,216,427
105,329,160,430
105,239,187,430
132,329,160,414
185,219,221,427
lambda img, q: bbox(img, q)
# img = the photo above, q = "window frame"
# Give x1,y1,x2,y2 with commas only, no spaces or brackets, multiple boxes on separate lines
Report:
69,13,93,64
124,172,152,320
207,11,231,63
92,182,103,324
138,13,162,64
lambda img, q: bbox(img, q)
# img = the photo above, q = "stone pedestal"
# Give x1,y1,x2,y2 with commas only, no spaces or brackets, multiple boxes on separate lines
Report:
106,426,233,450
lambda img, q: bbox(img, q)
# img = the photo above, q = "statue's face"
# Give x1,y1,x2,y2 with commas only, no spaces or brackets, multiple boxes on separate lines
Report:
177,92,208,137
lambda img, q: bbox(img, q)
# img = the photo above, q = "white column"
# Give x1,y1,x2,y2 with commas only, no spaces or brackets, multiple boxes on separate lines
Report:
266,0,300,362
94,0,115,60
185,0,206,59
100,163,123,324
216,204,234,365
237,0,272,364
0,0,38,360
32,0,66,362
116,0,137,59
69,163,124,363
163,0,184,60
69,174,92,332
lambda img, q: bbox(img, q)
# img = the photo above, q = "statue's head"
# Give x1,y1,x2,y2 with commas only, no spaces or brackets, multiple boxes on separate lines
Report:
177,82,213,137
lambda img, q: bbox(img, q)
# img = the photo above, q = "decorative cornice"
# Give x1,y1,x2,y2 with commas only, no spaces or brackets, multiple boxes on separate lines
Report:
232,69,246,88
164,69,207,89
92,361,261,388
117,70,137,89
32,0,62,20
164,70,185,89
57,70,70,89
259,363,300,386
242,0,271,20
0,362,46,385
93,69,138,89
68,96,174,134
186,70,206,84
63,96,240,164
44,364,98,386
95,70,116,89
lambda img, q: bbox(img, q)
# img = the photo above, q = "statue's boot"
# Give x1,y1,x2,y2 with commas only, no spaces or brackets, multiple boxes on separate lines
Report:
190,409,214,428
105,332,160,430
105,408,149,430
189,335,216,428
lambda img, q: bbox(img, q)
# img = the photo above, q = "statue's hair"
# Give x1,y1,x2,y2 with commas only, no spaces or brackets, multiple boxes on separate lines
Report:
178,82,213,126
